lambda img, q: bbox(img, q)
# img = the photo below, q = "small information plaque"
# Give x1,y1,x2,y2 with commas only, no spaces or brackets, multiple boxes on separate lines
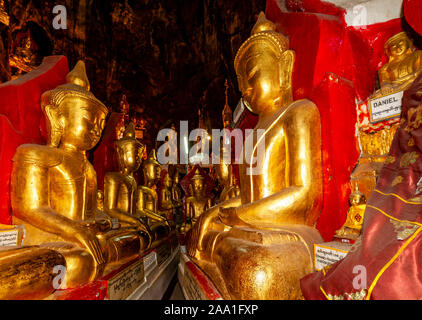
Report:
182,266,208,300
108,259,145,300
368,90,403,123
0,225,24,247
314,241,351,271
143,251,157,273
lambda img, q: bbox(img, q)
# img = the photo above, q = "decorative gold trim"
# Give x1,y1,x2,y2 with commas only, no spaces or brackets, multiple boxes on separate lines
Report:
374,189,422,205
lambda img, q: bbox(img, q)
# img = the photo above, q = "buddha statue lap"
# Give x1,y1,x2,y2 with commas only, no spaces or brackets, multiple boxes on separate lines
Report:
10,61,146,289
186,12,324,300
104,122,153,248
136,149,172,243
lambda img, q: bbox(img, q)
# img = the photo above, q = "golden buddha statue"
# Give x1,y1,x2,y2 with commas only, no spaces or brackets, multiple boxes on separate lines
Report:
334,185,366,240
104,122,152,247
377,32,422,94
159,171,175,221
186,12,323,300
171,171,184,225
182,169,213,233
136,149,171,240
10,61,145,288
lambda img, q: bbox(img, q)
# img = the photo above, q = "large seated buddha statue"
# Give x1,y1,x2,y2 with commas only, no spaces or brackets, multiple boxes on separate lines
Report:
10,61,146,288
186,12,324,300
104,122,153,247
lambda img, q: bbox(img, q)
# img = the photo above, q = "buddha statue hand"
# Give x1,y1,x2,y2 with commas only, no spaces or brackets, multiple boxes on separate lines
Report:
219,206,249,227
74,226,106,266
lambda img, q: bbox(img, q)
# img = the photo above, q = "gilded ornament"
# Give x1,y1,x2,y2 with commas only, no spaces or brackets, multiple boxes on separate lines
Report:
399,152,419,167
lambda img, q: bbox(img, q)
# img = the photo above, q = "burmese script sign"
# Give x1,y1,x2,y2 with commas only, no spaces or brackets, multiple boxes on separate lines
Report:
182,266,208,300
314,242,350,271
108,259,145,300
0,225,23,247
368,90,403,123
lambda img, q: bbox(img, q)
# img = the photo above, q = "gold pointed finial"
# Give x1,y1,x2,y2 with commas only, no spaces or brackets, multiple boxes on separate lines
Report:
143,148,159,167
191,168,204,181
115,122,143,149
66,60,91,91
123,122,136,139
251,11,276,35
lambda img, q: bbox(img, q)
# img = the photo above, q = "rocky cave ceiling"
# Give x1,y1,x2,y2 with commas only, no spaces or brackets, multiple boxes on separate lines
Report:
1,0,266,147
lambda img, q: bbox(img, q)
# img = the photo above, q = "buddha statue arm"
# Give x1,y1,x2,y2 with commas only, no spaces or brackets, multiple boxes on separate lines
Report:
220,101,322,228
11,153,106,266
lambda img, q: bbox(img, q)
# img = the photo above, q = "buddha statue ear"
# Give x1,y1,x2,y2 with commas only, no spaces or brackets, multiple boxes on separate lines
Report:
44,105,64,147
279,49,295,105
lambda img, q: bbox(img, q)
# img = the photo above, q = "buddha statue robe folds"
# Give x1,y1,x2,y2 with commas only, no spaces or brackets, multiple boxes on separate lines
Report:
186,12,323,300
10,61,146,289
301,73,422,300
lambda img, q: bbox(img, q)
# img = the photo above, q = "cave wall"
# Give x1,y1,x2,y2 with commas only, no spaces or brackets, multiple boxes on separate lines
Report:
5,0,266,147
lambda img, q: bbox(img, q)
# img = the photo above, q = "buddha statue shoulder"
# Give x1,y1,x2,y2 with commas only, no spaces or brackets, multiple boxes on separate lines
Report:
377,32,422,95
104,122,152,247
186,12,323,299
11,61,145,288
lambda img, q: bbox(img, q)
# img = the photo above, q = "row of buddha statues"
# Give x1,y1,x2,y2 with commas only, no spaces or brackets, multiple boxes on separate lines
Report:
1,9,422,300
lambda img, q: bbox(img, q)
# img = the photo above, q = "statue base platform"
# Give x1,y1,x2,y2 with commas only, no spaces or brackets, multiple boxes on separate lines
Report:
177,246,223,300
51,232,180,300
314,241,352,271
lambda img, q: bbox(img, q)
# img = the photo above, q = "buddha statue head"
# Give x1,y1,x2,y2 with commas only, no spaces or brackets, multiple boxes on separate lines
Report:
142,149,160,186
163,171,172,189
190,169,206,198
115,122,145,175
349,185,366,207
234,12,294,115
41,61,108,151
385,32,414,59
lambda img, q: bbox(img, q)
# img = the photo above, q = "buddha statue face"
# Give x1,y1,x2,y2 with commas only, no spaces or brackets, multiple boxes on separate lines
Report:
116,123,144,174
386,33,413,59
235,13,293,115
349,191,366,206
143,149,160,185
59,103,106,151
42,61,108,151
190,172,205,197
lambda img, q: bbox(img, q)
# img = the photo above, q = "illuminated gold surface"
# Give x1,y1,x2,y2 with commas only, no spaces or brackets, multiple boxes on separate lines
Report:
136,149,171,241
376,32,422,95
215,145,240,203
104,123,153,248
0,0,9,26
10,61,143,288
335,185,366,240
186,12,323,299
0,246,66,300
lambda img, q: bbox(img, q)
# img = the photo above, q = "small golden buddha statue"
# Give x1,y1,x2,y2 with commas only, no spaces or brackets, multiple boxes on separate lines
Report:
334,185,366,240
377,32,422,95
182,169,213,233
136,149,171,240
171,171,184,225
10,61,145,288
104,122,152,247
186,12,323,299
158,171,175,221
